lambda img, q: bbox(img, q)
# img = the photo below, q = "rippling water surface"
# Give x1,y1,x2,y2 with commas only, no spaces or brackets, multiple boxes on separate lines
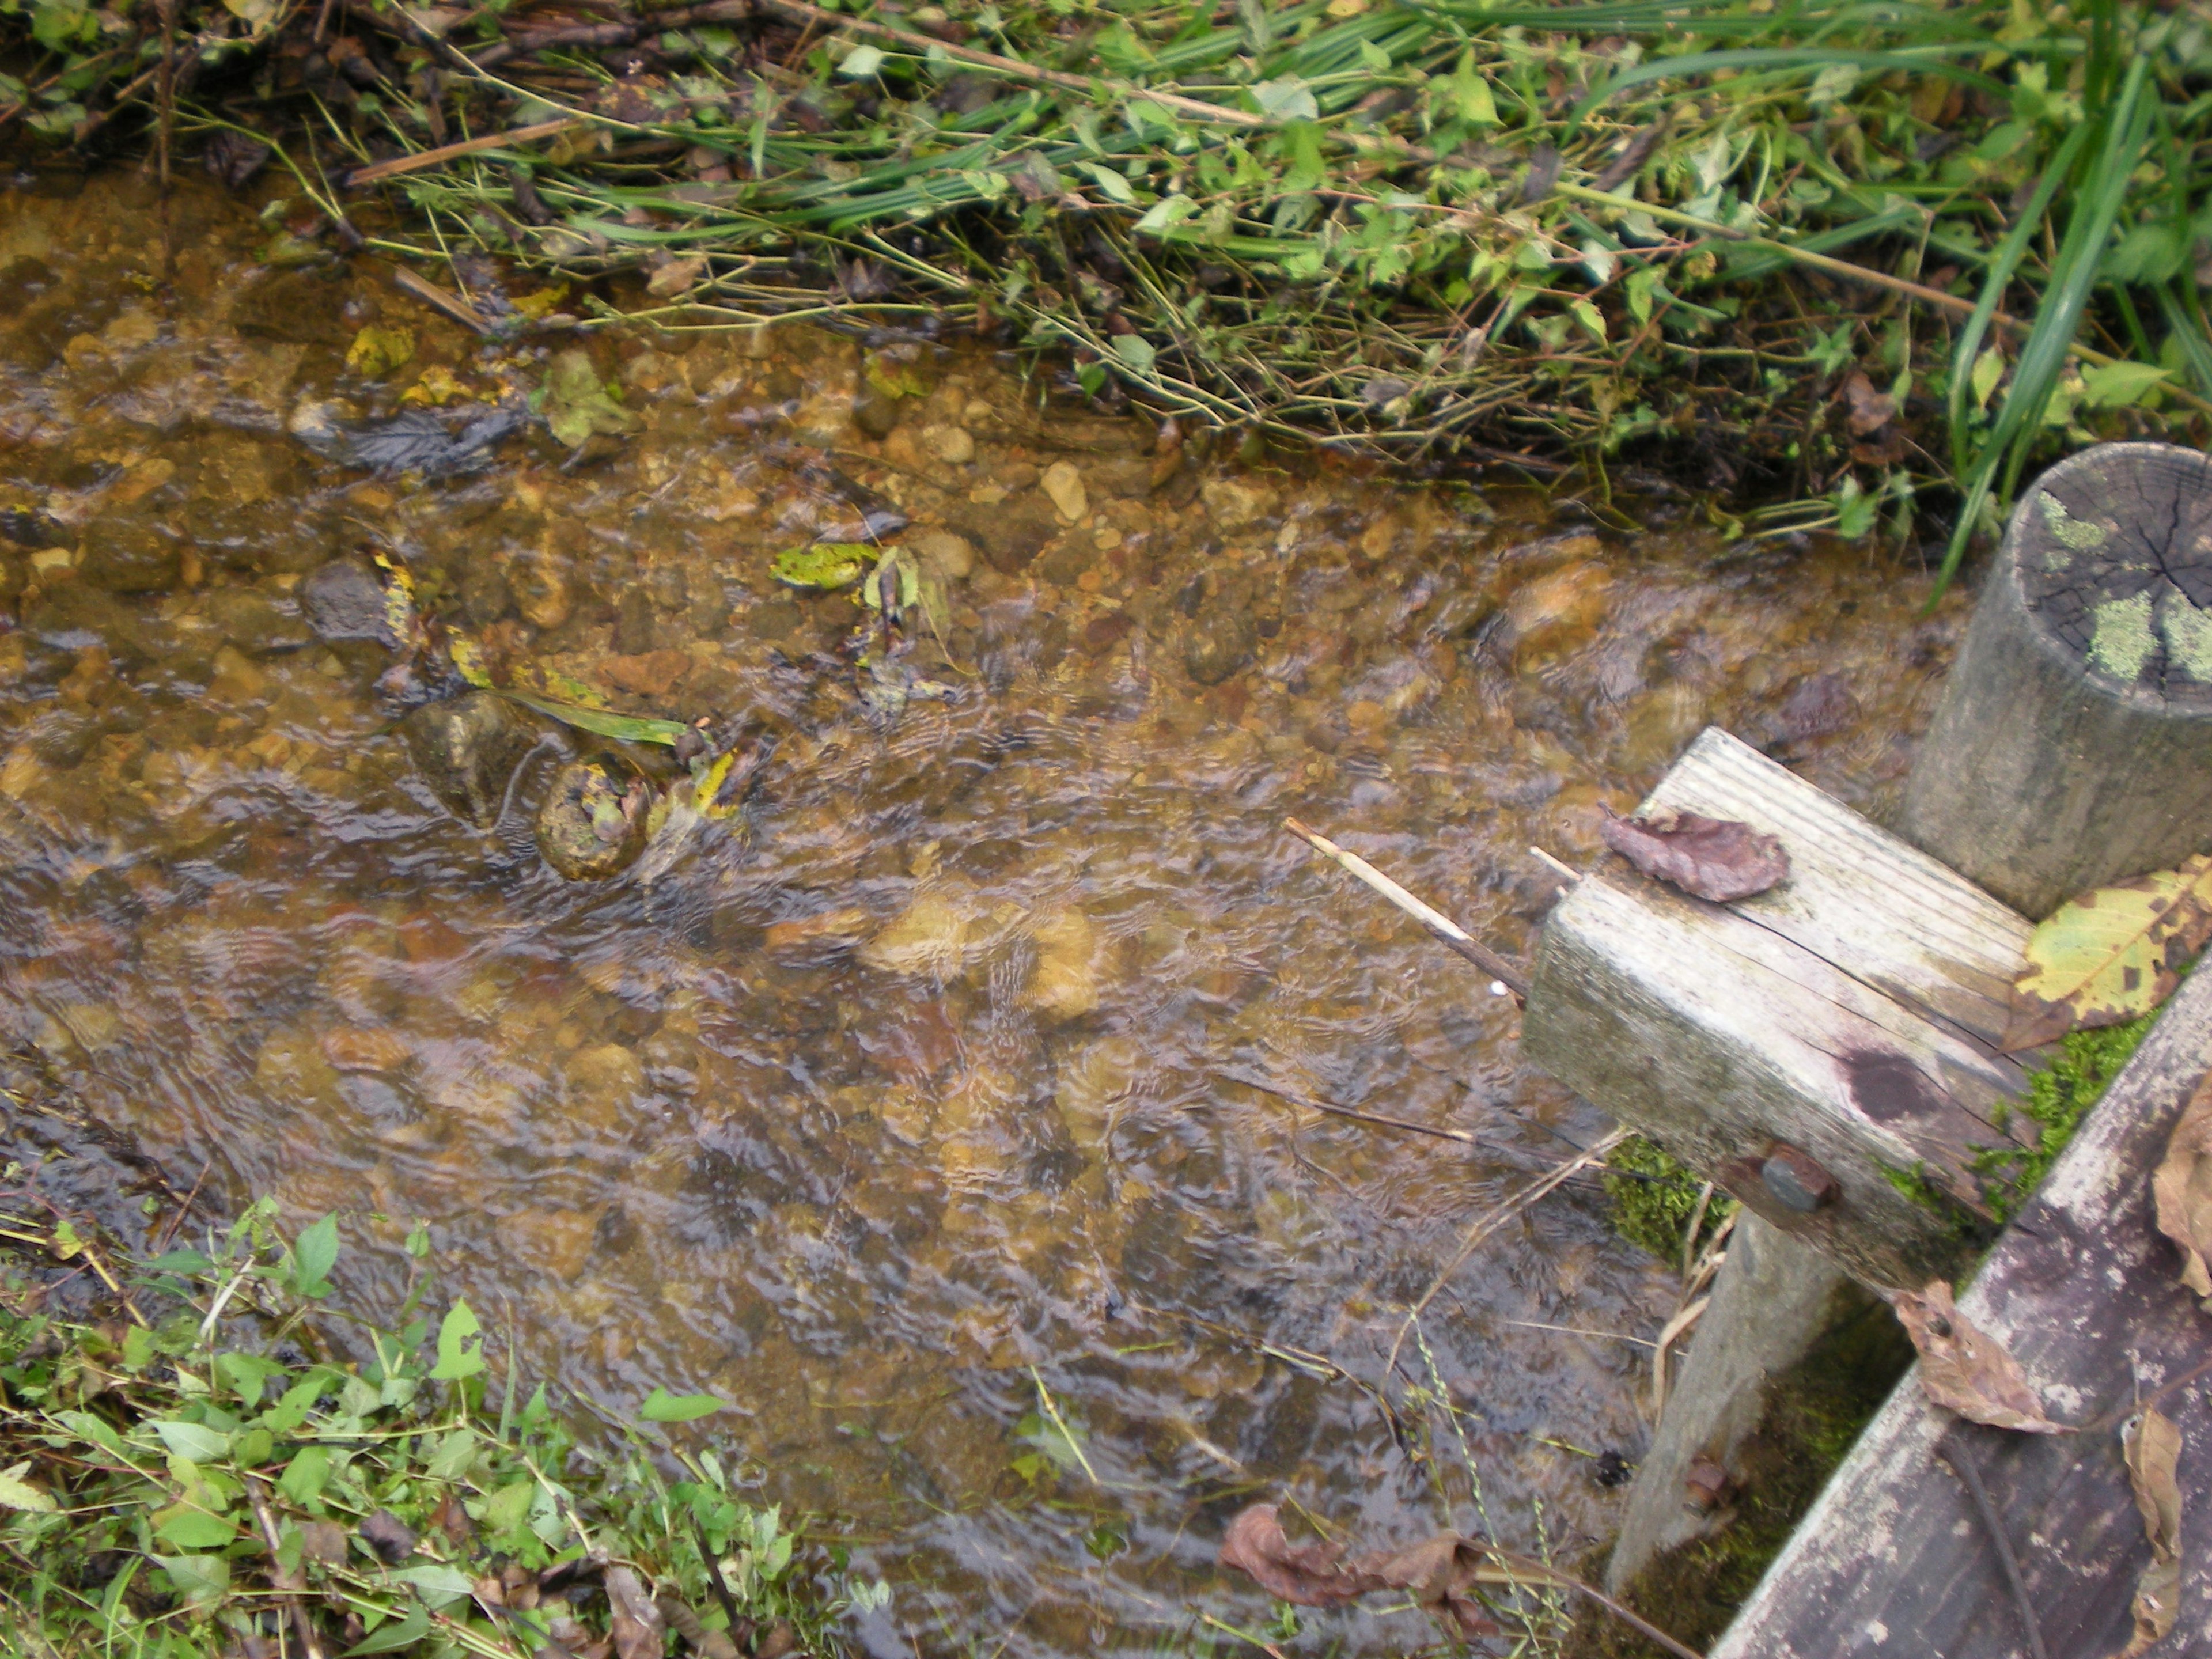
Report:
0,166,1965,1654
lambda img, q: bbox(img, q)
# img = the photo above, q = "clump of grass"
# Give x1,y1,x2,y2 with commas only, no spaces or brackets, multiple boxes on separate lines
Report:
9,0,2212,546
1601,1135,1733,1266
0,1196,874,1657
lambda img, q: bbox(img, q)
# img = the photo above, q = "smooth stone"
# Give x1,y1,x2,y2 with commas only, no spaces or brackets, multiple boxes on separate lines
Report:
399,691,544,827
1200,476,1276,530
1185,610,1258,685
300,557,393,643
1041,460,1089,524
205,588,313,656
534,754,649,880
852,387,900,439
911,528,976,582
1023,908,1105,1023
78,517,182,594
924,426,976,465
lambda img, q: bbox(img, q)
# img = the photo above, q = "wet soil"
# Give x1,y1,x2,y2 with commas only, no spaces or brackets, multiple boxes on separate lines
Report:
0,165,1968,1656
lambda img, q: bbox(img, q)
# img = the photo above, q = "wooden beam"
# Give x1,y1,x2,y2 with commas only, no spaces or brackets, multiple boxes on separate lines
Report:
1524,728,2033,1290
1710,961,2212,1658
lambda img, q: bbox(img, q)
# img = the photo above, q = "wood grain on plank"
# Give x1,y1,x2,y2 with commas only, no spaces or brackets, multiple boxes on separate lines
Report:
1710,964,2212,1659
1647,728,2030,1047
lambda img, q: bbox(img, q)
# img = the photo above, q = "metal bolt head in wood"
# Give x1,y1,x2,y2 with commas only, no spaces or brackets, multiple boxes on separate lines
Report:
1757,1142,1839,1213
1901,442,2212,918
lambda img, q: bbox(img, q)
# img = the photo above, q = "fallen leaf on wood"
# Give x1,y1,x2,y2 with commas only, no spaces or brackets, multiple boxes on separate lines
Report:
2153,1070,2212,1305
1892,1281,2073,1434
1600,809,1789,902
2119,1408,2182,1657
1218,1504,1363,1605
2002,855,2212,1051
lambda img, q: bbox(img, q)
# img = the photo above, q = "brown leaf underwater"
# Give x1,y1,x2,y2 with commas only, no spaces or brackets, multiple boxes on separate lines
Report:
1892,1281,2073,1434
1217,1505,1502,1639
2001,855,2212,1051
1600,809,1789,903
2118,1409,2183,1658
1218,1504,1363,1607
2154,1069,2212,1305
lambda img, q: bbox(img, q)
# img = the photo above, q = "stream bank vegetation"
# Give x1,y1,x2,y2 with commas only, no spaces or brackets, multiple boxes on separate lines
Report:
6,0,2212,577
0,1191,876,1657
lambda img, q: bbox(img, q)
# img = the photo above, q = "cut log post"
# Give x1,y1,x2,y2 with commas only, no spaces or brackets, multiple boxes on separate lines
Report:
1900,441,2212,918
1709,961,2212,1659
1524,727,2035,1290
1603,1215,1860,1594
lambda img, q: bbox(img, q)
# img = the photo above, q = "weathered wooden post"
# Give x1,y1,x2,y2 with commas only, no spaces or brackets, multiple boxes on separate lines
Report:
1521,442,2212,1639
1900,441,2212,917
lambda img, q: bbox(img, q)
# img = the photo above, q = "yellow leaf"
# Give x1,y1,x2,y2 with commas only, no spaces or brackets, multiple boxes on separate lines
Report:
399,365,471,407
510,285,570,320
344,324,415,379
2002,856,2212,1050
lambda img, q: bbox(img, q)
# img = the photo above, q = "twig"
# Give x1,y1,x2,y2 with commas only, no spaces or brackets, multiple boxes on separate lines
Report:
388,266,497,335
1650,1295,1709,1415
1212,1066,1488,1149
246,1474,330,1659
344,116,585,185
1504,1319,1657,1348
1283,818,1528,1000
1384,1127,1630,1377
1932,1423,2048,1659
1529,846,1582,884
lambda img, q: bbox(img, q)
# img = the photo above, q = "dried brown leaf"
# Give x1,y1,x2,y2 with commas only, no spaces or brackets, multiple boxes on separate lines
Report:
1354,1533,1502,1639
2124,1407,2182,1559
2153,1070,2212,1304
604,1566,666,1659
1893,1281,2073,1434
1220,1507,1503,1639
1600,809,1789,903
2116,1406,2182,1656
1218,1504,1363,1605
358,1508,418,1564
1843,370,1897,435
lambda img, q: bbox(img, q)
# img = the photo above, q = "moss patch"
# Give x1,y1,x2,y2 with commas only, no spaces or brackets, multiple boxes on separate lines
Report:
1603,1135,1737,1264
1562,1286,1915,1658
1975,1012,2156,1222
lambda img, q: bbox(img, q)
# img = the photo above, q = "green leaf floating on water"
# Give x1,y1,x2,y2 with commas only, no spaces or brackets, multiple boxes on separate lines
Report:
772,541,874,590
2003,855,2212,1049
639,1385,728,1422
501,691,690,747
539,349,640,448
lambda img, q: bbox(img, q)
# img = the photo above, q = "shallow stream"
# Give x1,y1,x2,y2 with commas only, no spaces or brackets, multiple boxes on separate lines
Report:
0,165,1965,1655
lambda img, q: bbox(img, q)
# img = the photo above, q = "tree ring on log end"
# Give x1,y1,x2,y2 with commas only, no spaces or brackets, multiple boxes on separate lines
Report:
2013,441,2212,709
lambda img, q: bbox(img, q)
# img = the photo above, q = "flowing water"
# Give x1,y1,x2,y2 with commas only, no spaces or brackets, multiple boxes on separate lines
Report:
0,165,1966,1654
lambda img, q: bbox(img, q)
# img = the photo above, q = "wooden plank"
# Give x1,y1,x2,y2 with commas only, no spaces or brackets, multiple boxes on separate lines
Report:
1524,728,2034,1289
1711,963,2212,1659
1647,728,2031,1048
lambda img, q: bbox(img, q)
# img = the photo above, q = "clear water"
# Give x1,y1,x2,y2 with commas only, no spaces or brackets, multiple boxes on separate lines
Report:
0,165,1964,1655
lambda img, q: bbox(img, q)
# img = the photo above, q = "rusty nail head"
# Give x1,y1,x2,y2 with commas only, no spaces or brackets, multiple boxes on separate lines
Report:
1759,1142,1838,1213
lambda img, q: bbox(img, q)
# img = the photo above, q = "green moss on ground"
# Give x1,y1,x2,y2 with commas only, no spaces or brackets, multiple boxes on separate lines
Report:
1562,1287,1915,1659
1603,1136,1736,1266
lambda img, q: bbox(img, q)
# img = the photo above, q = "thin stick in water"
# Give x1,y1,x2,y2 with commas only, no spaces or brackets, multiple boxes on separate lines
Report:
1283,817,1528,999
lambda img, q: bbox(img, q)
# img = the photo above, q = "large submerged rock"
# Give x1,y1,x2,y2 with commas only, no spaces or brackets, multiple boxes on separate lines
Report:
399,691,543,827
534,753,649,880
